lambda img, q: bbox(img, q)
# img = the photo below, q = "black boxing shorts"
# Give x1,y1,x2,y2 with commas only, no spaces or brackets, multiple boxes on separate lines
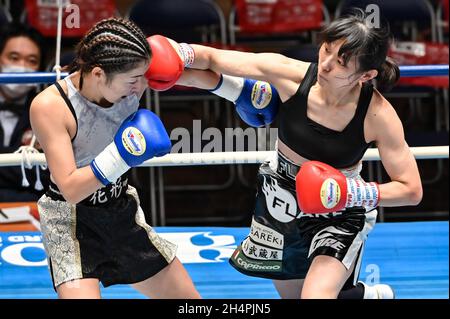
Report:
38,177,177,289
229,152,377,283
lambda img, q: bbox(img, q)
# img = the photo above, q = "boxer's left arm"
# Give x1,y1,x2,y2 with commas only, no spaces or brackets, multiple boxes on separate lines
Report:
296,94,423,214
369,94,423,206
296,161,380,214
179,69,279,127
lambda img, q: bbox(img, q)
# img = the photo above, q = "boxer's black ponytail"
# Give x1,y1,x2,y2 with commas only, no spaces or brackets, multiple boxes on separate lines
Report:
320,8,399,91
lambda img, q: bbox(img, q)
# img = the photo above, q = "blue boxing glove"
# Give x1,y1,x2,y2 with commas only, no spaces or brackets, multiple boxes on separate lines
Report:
210,74,279,127
90,109,171,185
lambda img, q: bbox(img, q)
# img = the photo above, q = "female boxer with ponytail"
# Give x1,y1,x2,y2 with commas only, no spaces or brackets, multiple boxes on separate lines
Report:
30,18,200,299
176,9,422,299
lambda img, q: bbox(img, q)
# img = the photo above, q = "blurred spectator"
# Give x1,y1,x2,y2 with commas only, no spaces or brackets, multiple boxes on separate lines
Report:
0,22,49,202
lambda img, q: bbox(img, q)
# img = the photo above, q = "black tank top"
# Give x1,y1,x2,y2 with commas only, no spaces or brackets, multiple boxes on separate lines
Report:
278,63,374,169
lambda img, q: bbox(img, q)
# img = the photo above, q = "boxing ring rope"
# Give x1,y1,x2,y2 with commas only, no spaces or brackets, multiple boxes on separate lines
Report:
0,65,448,83
0,72,70,84
53,0,64,82
399,65,449,77
0,146,448,168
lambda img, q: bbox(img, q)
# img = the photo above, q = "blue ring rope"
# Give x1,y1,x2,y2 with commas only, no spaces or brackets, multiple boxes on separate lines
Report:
0,65,448,84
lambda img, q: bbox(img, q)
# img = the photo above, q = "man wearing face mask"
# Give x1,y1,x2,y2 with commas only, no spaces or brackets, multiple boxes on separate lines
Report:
0,22,49,201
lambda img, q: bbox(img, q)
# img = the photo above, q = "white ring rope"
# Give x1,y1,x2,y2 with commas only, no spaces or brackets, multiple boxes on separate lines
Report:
53,0,64,82
0,146,448,168
13,141,48,190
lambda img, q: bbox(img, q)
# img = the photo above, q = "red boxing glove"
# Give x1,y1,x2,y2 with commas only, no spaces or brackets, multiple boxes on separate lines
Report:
145,35,184,91
296,161,380,214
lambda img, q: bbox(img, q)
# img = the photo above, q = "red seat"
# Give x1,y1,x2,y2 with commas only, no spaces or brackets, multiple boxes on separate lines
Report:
24,0,116,37
235,0,323,34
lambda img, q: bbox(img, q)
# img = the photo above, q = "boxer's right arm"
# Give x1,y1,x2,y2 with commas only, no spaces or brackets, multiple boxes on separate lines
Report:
30,92,103,204
189,44,309,101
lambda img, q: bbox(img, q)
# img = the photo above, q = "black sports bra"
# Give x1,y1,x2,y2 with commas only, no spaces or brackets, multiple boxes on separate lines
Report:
277,63,374,168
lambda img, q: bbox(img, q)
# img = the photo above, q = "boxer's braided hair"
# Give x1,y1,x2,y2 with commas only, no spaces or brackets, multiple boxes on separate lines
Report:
67,17,151,89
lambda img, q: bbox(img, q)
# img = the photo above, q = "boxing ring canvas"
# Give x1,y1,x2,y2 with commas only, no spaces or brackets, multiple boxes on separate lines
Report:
0,221,447,299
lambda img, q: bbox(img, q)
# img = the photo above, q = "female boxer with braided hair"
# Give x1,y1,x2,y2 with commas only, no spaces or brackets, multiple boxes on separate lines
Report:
174,9,422,299
30,18,200,299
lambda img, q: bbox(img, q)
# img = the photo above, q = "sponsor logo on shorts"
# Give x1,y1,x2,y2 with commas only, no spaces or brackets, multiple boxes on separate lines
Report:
297,211,344,219
249,218,284,249
231,248,282,272
261,175,299,223
251,81,272,109
89,176,128,204
277,159,298,180
320,178,340,209
122,127,146,156
242,237,283,261
308,226,353,257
